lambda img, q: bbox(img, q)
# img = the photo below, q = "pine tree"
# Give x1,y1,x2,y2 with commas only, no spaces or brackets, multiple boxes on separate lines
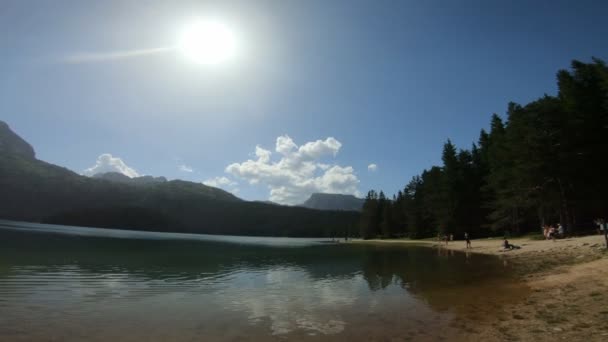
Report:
361,58,608,238
360,190,379,239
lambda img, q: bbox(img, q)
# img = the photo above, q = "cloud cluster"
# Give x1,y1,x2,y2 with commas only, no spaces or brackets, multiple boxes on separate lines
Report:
179,164,194,173
203,176,239,194
83,153,140,178
225,135,359,204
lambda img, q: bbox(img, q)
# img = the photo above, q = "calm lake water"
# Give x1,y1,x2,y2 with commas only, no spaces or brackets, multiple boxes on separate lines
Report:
0,221,527,341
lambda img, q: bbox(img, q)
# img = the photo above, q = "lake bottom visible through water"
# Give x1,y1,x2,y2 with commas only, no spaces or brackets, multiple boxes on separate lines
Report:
0,222,528,341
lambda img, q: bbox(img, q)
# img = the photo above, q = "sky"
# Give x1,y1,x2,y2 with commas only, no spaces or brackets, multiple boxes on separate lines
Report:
2,0,608,204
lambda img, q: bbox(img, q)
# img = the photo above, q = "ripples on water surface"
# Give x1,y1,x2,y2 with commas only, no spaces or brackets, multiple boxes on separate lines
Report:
0,221,527,341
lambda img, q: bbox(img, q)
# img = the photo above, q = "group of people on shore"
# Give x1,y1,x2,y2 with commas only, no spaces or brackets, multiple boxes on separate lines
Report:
438,231,522,251
435,219,606,252
438,232,472,248
542,223,564,241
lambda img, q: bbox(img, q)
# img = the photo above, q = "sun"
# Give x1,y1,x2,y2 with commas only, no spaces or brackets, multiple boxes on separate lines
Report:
177,19,237,65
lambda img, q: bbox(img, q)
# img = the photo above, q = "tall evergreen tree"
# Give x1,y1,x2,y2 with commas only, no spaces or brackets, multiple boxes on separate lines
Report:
360,190,379,239
361,58,608,239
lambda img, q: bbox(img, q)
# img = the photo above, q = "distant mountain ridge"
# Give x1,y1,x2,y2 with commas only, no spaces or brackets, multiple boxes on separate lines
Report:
299,193,364,211
0,121,358,237
93,172,168,185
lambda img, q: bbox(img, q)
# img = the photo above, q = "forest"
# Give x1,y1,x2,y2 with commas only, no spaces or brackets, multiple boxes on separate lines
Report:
360,58,608,239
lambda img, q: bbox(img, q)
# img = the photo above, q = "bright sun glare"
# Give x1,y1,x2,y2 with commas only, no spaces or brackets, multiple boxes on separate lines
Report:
178,19,237,65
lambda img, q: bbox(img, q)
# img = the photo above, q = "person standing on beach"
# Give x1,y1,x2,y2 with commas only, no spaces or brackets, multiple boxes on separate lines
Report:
604,219,608,249
597,218,608,248
549,225,556,241
464,232,471,249
596,219,605,235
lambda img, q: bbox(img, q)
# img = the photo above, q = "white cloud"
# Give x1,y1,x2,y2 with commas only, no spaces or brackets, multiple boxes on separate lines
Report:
83,153,140,178
203,176,237,187
276,135,298,155
255,145,271,163
179,164,194,173
225,135,360,205
299,137,341,159
203,176,239,194
367,163,378,172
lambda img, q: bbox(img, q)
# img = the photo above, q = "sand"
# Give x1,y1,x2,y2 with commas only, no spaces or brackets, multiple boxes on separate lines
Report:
354,235,608,341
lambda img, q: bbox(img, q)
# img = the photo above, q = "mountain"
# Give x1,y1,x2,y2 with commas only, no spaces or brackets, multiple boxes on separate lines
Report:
0,121,358,237
93,172,168,185
0,121,35,159
92,171,133,183
300,193,365,211
253,200,282,206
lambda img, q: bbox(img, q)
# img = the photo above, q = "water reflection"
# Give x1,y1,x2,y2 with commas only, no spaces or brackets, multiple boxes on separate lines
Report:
0,223,527,340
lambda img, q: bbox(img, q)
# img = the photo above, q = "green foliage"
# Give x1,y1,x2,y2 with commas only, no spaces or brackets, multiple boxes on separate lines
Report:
359,58,608,239
359,190,379,239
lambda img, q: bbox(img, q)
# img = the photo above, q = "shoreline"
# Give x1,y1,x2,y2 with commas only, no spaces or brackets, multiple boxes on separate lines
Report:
351,234,606,257
354,234,608,340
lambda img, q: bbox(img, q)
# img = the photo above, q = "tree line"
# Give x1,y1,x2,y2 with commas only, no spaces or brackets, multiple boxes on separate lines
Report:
360,58,608,239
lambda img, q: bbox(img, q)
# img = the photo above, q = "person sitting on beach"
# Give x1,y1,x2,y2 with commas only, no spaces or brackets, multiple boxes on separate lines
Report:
503,239,520,250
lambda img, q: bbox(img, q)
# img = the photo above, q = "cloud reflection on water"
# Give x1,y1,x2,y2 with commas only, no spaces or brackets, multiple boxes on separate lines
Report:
0,224,527,340
219,266,359,335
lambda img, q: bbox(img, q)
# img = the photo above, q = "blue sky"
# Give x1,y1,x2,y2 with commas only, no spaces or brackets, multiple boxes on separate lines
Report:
2,0,608,204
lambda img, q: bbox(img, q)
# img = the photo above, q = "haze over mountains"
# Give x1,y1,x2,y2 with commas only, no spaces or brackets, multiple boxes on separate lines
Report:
0,121,358,237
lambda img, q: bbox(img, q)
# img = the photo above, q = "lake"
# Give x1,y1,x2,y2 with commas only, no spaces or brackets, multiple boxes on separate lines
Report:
0,221,527,341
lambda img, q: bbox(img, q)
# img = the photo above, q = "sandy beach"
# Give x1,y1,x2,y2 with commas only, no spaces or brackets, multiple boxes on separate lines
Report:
354,235,608,341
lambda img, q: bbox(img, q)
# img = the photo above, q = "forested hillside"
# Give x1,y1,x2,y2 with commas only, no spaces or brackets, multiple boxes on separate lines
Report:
0,122,358,237
360,59,608,239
